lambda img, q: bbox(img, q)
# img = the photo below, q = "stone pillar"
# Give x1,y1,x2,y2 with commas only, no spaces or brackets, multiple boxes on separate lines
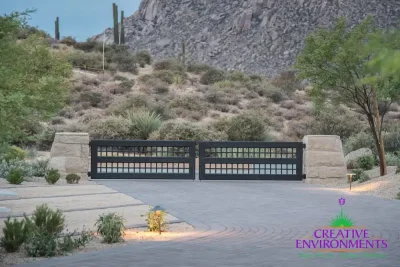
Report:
48,133,90,180
303,135,346,184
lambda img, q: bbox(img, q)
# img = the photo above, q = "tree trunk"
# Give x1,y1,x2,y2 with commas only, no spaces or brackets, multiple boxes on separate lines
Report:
372,88,387,176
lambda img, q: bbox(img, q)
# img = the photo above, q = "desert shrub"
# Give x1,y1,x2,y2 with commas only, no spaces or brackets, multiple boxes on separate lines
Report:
225,112,268,141
112,80,134,94
280,100,296,109
228,71,248,83
343,132,376,155
153,84,169,94
153,59,183,72
67,50,103,70
79,111,103,124
205,89,225,104
31,159,49,177
267,89,287,103
153,70,175,84
73,41,97,52
113,75,129,82
152,121,224,141
135,50,152,65
0,159,33,179
187,62,212,74
271,70,302,95
51,116,65,125
383,128,400,153
6,168,25,185
1,146,27,162
357,155,375,170
80,91,103,107
124,109,162,140
396,191,400,200
58,107,75,119
214,80,236,89
144,208,168,233
0,217,30,252
111,93,151,115
385,153,400,168
65,173,81,184
60,36,76,46
311,107,363,140
249,74,263,82
350,169,370,183
95,213,125,244
45,169,60,185
169,94,207,114
57,230,92,253
88,116,131,139
200,68,226,85
110,46,138,74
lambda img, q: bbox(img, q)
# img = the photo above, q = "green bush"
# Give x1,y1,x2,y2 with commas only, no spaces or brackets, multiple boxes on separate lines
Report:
0,217,30,252
144,208,168,233
35,126,57,151
153,84,169,94
65,173,81,184
67,50,103,70
1,146,27,162
60,36,76,46
228,71,248,83
6,168,25,185
383,129,400,154
311,107,363,140
187,62,213,74
225,112,268,141
45,169,60,185
31,158,49,177
95,213,125,244
135,50,152,65
72,41,97,52
110,46,138,74
153,70,175,84
343,132,376,155
152,59,183,72
169,94,207,114
200,68,225,85
0,159,33,179
350,169,369,183
124,109,162,140
267,89,286,103
356,155,375,170
385,152,400,168
88,116,131,139
24,204,90,257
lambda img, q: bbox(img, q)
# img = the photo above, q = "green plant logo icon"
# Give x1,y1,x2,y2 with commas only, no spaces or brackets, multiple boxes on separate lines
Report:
330,198,354,227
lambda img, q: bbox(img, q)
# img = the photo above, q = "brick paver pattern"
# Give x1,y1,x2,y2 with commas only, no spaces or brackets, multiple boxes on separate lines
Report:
18,180,400,267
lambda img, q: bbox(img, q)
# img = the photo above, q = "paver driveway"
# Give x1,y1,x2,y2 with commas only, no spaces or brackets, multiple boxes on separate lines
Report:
19,180,400,267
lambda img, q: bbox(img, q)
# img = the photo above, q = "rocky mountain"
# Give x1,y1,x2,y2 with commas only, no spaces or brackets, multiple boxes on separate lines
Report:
92,0,400,76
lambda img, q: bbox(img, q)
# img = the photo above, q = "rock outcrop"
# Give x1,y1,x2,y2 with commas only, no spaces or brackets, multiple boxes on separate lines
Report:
92,0,400,76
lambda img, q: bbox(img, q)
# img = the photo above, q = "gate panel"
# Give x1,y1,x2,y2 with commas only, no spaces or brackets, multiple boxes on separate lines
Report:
199,141,303,181
90,140,196,180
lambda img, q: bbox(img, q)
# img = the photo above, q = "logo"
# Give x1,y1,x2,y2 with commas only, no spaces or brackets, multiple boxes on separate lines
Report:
296,198,388,259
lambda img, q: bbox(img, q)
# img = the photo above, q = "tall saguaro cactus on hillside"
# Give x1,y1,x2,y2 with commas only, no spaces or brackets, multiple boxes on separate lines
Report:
112,3,119,44
55,17,60,40
120,10,125,44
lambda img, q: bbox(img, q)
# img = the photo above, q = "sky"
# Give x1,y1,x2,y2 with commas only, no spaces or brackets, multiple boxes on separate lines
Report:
2,0,141,41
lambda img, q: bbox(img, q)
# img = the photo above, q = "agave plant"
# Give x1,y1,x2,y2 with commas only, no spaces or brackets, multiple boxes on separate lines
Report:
124,109,162,140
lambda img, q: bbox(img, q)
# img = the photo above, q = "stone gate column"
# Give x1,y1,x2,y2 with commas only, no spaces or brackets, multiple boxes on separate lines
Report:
48,132,90,180
302,135,346,184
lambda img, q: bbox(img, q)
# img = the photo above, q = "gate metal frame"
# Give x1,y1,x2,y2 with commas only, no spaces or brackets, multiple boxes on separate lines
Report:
89,140,196,180
198,141,304,181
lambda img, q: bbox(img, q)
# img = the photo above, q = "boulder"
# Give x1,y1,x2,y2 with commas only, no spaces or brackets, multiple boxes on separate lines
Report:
344,148,373,169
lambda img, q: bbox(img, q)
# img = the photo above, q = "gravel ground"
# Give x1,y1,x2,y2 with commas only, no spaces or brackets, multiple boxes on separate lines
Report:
0,222,195,266
310,172,400,200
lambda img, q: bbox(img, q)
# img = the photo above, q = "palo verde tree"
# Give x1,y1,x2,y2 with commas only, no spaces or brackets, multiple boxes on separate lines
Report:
295,16,400,176
0,11,72,146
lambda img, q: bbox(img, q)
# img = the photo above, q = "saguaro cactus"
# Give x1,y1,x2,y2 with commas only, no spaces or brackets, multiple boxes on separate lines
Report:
120,10,125,44
112,3,119,44
55,17,60,40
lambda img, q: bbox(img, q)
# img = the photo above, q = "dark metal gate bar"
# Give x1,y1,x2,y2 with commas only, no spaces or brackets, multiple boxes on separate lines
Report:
198,141,304,181
89,140,196,180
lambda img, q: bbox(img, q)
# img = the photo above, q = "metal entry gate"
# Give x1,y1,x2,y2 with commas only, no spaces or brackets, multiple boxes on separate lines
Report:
198,141,304,181
89,140,196,180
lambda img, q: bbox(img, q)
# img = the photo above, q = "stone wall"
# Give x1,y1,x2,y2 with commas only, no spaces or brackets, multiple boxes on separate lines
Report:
303,135,346,183
48,133,90,180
